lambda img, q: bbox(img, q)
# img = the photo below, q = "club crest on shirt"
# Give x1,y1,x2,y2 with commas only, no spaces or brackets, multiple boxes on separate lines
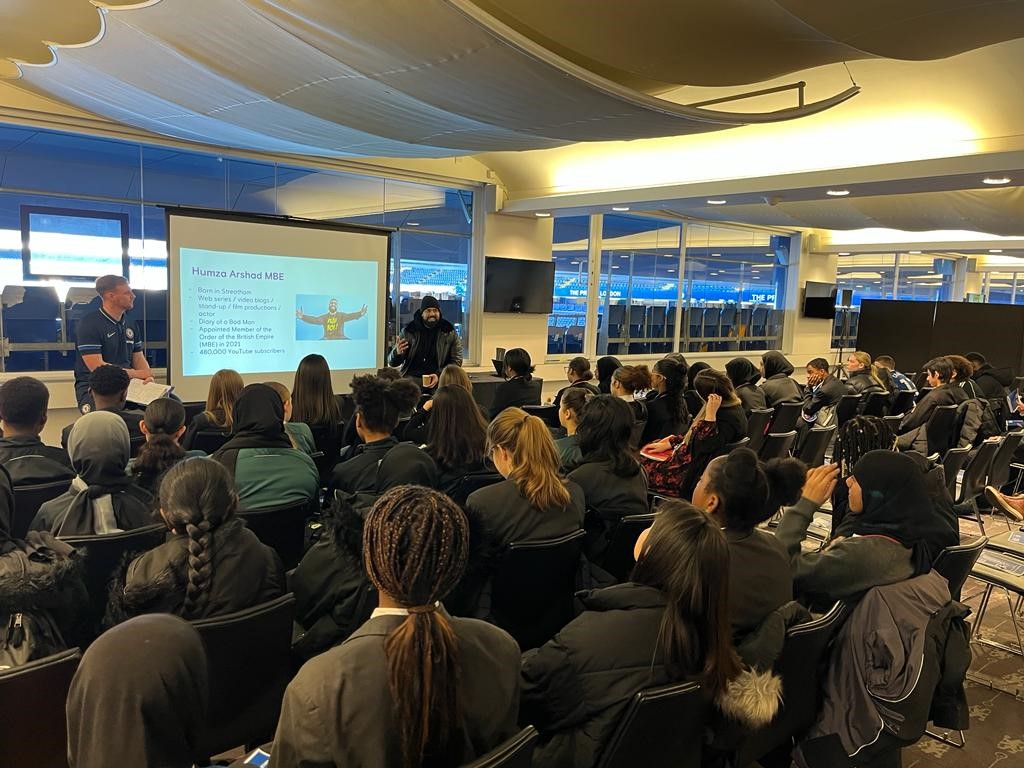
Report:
125,328,135,340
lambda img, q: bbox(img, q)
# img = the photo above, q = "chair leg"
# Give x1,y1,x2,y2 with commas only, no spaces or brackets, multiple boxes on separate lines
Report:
970,498,986,536
971,584,994,641
924,727,965,749
974,585,1024,657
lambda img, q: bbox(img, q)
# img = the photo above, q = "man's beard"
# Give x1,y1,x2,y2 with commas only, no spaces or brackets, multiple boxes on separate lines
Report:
423,316,439,328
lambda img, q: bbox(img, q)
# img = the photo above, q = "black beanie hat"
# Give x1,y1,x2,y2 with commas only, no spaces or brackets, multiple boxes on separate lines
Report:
421,296,441,311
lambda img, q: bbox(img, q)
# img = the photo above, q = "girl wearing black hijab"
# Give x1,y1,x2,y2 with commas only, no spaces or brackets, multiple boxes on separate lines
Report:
725,358,767,416
776,451,959,605
66,614,208,768
30,411,153,535
211,383,319,510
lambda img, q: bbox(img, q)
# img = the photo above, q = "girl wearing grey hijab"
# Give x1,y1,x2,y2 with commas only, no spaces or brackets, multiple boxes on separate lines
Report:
30,411,153,535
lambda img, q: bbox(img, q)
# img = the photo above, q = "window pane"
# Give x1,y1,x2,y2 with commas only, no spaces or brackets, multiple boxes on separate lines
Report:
142,146,226,208
896,253,954,302
833,254,897,349
985,272,1016,304
392,231,469,352
549,216,590,356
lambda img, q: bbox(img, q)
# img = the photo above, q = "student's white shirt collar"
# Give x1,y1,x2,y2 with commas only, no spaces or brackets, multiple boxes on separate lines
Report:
371,602,440,619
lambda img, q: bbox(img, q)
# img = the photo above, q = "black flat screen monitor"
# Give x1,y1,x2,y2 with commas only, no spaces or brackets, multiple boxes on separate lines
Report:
803,281,837,319
484,257,555,314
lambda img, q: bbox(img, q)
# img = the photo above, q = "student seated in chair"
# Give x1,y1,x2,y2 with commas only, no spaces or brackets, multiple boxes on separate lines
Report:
520,501,745,768
181,368,243,450
0,376,74,486
129,398,205,497
272,485,521,767
32,411,154,535
895,357,966,453
61,364,143,450
211,384,319,511
489,348,542,420
423,385,489,495
109,458,283,623
554,387,591,471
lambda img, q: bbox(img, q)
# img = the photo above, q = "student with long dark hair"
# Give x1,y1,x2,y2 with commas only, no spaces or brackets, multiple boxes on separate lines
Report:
520,501,742,768
130,398,197,496
691,448,805,636
641,357,689,444
272,485,521,767
468,408,584,550
112,458,284,621
552,356,600,408
426,385,489,492
402,363,479,446
569,396,648,562
554,387,592,470
291,353,342,430
490,348,542,419
182,368,243,450
596,355,622,395
610,364,652,423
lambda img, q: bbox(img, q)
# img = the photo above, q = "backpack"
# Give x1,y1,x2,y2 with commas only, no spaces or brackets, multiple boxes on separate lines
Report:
0,610,67,670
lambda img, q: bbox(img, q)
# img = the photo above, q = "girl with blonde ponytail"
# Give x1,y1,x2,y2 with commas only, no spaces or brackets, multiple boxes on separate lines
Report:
467,407,585,550
272,485,521,767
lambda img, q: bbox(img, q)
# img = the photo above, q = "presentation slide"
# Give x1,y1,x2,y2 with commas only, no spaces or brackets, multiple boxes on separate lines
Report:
167,211,389,403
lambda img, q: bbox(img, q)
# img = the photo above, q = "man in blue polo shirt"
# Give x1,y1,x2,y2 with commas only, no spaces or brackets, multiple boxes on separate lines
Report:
73,274,154,412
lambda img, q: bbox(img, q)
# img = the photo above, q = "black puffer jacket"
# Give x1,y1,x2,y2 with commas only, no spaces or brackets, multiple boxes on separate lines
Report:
760,352,803,406
845,371,885,396
387,310,463,375
972,363,1013,400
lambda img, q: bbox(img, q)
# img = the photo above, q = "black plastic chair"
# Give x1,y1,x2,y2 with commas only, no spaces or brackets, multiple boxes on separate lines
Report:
596,680,706,768
861,391,889,417
238,499,315,570
491,529,585,651
601,512,657,583
0,648,80,768
724,436,750,452
954,439,1000,534
191,594,296,759
463,726,538,768
767,402,802,434
759,430,797,460
447,471,504,507
11,479,72,539
308,423,342,484
182,400,206,425
60,524,168,637
336,393,356,423
933,536,988,601
834,394,862,427
941,446,972,499
746,408,774,453
684,390,704,419
889,389,917,416
987,431,1024,491
129,433,146,459
191,429,231,454
523,404,561,429
925,404,960,457
731,602,850,768
798,425,836,468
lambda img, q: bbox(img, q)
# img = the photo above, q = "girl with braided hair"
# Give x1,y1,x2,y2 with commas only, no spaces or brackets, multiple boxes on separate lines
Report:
830,415,895,532
112,458,284,622
273,485,521,767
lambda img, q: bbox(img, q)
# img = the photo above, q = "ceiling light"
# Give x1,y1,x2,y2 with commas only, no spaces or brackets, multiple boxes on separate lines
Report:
612,206,630,212
667,268,675,272
983,177,1011,185
764,252,774,257
706,199,727,205
826,189,850,197
612,265,620,269
407,221,420,227
535,212,551,217
838,252,851,256
989,249,1003,253
712,253,721,257
570,260,579,265
908,250,921,254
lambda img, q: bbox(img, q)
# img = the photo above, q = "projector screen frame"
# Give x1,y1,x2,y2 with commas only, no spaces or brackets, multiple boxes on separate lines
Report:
163,206,394,401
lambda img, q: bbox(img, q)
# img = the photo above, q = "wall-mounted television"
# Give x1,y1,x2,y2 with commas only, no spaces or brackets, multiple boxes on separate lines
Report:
803,281,837,320
484,256,555,314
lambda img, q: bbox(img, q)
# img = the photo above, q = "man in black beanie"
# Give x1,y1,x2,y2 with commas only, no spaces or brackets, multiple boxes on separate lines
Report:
387,295,463,386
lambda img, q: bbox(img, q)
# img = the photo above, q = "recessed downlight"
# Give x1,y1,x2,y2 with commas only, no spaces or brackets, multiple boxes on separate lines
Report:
826,189,850,197
535,212,551,217
612,206,630,212
990,249,1004,253
407,222,420,227
983,177,1011,185
908,250,921,254
706,199,727,205
838,252,851,256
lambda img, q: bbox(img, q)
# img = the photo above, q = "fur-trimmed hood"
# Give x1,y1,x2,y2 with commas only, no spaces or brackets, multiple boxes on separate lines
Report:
0,532,85,615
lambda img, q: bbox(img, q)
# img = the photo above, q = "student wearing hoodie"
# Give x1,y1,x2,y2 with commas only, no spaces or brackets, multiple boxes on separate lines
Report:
387,295,463,385
725,358,767,416
758,351,803,407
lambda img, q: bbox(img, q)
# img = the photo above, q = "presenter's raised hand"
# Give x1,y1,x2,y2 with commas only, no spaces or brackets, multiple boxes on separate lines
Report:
359,304,368,317
296,308,303,319
396,338,410,355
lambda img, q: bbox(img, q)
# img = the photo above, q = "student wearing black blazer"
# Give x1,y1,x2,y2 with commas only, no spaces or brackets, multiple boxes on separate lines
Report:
489,348,542,420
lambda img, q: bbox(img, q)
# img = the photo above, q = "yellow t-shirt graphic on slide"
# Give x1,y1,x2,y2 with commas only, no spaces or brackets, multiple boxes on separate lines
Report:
296,299,367,340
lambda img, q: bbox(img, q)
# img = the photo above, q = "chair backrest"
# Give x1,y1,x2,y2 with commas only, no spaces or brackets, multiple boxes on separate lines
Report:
462,726,538,768
956,439,999,505
724,436,751,452
629,420,647,450
759,430,796,460
11,479,72,539
797,425,836,468
190,593,296,758
733,602,850,767
933,536,988,601
861,391,889,417
182,400,206,425
60,525,168,634
940,445,972,499
523,404,561,429
601,512,657,583
129,433,146,459
491,529,585,651
925,404,959,456
237,499,314,570
447,471,504,507
0,648,80,768
768,402,803,434
392,416,412,440
596,680,706,768
988,431,1024,489
190,429,231,454
746,408,774,452
684,390,704,419
889,389,917,416
835,394,862,427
